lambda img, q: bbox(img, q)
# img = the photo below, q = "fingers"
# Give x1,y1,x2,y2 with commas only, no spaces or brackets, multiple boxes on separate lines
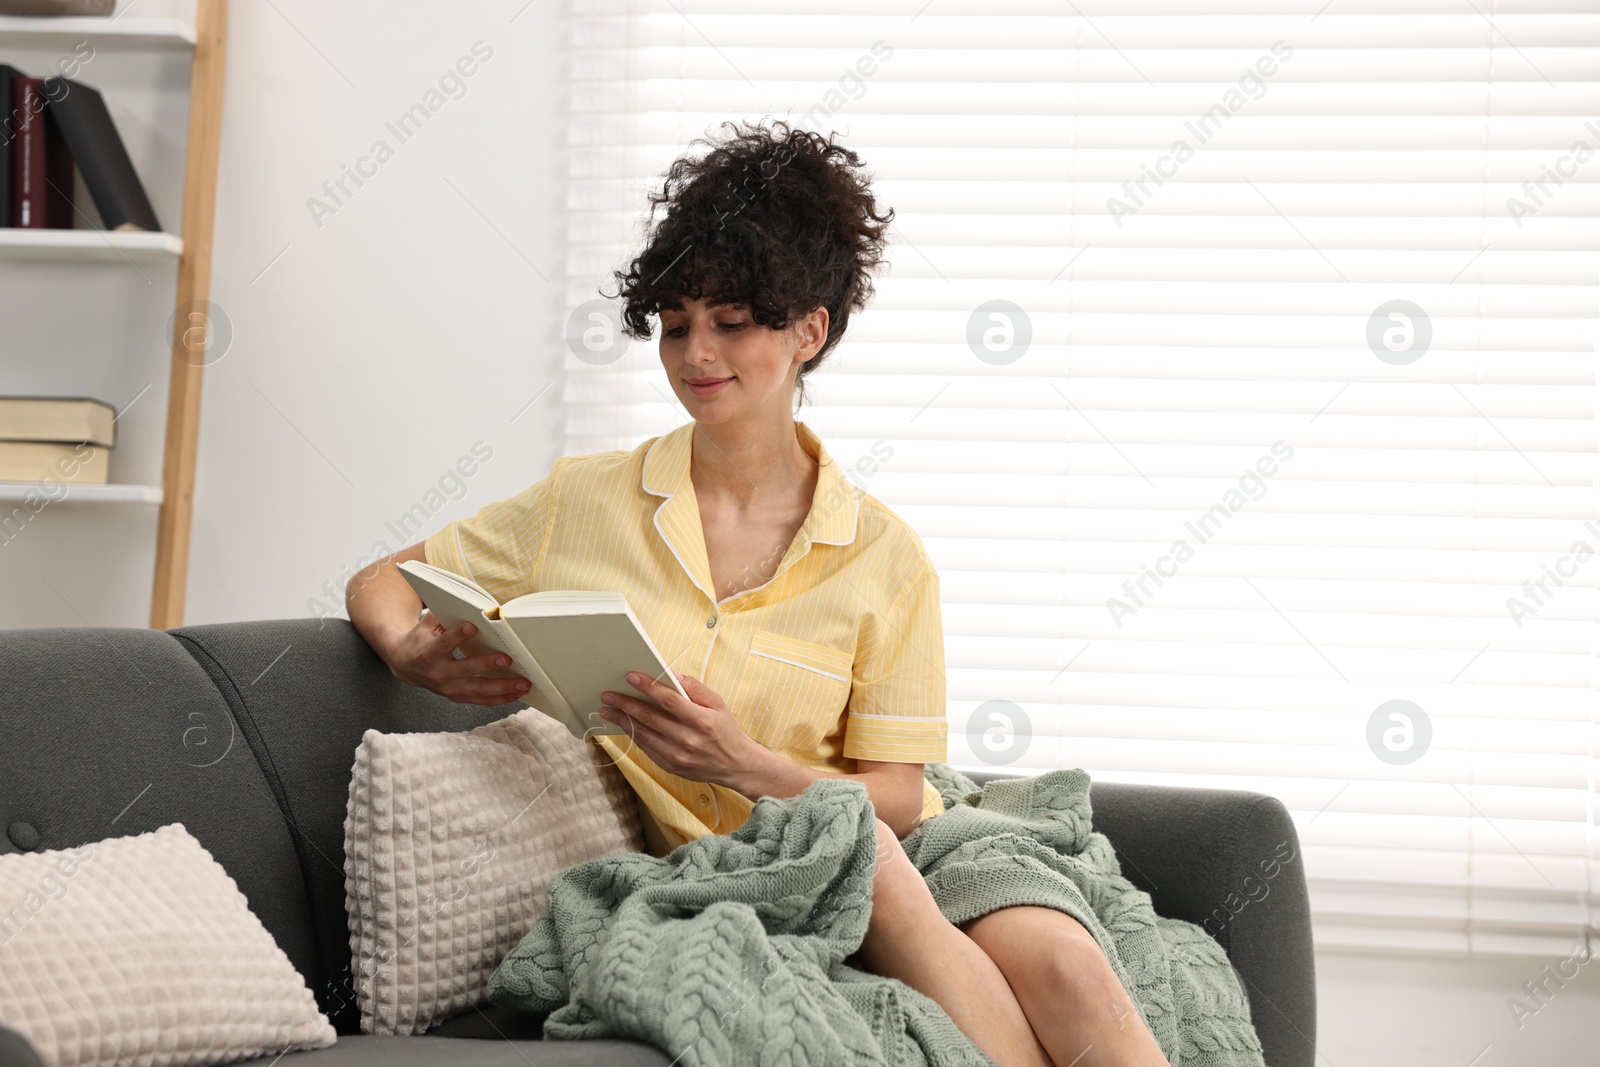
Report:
625,670,692,711
439,674,535,705
663,671,722,710
436,648,521,682
427,620,480,659
600,706,671,760
601,691,658,730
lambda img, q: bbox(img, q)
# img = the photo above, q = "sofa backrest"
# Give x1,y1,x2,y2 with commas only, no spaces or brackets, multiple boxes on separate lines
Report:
166,619,515,1034
0,627,324,1003
0,619,516,1037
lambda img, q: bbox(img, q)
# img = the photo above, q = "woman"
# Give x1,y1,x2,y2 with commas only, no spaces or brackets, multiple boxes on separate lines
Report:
347,119,1168,1067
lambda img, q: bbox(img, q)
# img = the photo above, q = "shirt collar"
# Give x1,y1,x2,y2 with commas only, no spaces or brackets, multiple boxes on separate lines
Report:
641,420,859,603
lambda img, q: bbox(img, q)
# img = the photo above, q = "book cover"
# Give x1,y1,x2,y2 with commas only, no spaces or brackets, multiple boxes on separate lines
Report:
44,100,74,228
10,77,46,229
0,440,109,484
0,397,115,446
0,64,24,228
40,76,159,233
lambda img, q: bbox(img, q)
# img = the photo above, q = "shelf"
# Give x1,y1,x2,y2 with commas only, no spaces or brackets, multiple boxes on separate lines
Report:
0,228,182,262
0,15,195,52
0,482,162,504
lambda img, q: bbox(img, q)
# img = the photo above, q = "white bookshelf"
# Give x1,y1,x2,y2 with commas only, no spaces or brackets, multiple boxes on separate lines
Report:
0,229,182,261
0,0,225,628
0,482,162,504
0,15,194,51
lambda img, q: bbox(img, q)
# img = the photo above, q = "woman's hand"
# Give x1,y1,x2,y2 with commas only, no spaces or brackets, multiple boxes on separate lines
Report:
382,611,534,706
597,671,760,784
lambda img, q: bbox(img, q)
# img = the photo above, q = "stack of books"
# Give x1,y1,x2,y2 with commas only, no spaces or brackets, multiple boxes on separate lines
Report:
2,66,160,231
0,396,115,483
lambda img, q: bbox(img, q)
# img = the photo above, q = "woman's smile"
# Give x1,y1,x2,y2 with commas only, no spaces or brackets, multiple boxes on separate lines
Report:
685,375,734,395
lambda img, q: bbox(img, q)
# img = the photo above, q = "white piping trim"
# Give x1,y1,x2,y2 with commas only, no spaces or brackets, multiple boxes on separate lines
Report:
749,648,849,683
652,501,716,605
848,713,947,723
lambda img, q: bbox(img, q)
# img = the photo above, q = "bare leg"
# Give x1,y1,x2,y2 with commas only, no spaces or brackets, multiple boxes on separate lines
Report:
961,905,1170,1067
852,819,1054,1067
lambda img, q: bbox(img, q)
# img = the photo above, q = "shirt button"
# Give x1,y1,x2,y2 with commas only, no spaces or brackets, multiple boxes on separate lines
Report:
697,793,710,807
706,615,717,629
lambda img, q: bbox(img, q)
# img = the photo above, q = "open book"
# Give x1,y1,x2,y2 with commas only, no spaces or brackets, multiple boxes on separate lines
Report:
398,559,690,741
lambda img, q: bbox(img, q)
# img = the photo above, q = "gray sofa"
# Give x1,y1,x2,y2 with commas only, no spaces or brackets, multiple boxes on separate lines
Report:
0,619,1316,1066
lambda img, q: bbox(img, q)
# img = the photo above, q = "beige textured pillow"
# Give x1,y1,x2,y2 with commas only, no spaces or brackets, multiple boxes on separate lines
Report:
0,824,335,1067
343,707,645,1035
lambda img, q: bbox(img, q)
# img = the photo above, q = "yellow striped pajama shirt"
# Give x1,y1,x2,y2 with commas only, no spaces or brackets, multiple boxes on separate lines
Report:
425,418,949,855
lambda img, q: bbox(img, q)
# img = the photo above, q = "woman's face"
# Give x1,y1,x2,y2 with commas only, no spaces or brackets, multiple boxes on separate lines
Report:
658,296,826,426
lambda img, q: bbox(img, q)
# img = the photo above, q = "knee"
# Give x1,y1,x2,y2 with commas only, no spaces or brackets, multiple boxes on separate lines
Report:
866,818,935,925
1038,916,1126,1001
972,908,1126,1005
870,818,913,891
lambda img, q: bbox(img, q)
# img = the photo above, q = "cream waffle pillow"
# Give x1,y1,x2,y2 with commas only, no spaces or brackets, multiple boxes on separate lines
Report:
342,707,645,1035
0,824,335,1067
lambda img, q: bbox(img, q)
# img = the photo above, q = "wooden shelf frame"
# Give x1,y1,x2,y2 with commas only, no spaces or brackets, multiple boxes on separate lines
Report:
149,0,227,628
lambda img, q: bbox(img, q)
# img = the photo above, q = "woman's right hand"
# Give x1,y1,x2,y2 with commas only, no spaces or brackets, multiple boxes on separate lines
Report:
382,611,534,706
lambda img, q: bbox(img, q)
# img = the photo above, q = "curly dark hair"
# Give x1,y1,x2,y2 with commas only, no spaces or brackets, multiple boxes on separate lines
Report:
602,119,894,407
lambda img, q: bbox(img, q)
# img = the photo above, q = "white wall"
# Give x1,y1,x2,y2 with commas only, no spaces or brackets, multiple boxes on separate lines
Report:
186,0,570,626
1,0,570,628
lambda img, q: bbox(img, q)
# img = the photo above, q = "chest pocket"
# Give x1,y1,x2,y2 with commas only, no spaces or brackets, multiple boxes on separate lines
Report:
732,629,855,755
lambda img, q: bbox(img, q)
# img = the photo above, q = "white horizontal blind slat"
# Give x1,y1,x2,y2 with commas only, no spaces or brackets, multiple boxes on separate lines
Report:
565,0,1600,955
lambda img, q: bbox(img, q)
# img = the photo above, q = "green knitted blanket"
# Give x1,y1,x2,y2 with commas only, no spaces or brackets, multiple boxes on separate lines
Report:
486,764,1264,1067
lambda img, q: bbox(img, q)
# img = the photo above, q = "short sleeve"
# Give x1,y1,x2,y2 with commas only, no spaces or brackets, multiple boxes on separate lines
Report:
843,562,949,763
423,460,561,605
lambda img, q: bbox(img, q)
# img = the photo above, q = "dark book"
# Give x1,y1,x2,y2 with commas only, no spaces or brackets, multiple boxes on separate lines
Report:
44,101,75,228
41,76,159,233
10,77,47,229
0,64,23,229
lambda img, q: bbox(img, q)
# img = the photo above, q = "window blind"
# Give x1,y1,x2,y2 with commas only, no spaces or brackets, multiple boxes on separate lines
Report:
561,0,1599,956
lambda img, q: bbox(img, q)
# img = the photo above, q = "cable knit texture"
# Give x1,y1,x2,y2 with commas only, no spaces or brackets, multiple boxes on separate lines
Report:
486,764,1264,1067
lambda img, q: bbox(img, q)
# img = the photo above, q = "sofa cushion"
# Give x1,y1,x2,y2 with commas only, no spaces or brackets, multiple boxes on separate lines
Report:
0,823,336,1067
0,627,320,992
344,709,644,1035
169,619,550,1036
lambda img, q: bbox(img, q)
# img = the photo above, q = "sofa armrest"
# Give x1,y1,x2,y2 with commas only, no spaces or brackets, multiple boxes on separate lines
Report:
962,770,1315,1067
1088,781,1314,1067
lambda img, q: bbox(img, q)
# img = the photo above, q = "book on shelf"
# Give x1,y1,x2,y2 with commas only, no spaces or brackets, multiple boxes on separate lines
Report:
0,396,115,444
0,2,116,13
42,76,159,233
1,64,21,225
0,397,115,485
6,75,74,229
43,86,74,228
398,559,693,742
0,440,108,483
2,70,158,233
10,76,46,228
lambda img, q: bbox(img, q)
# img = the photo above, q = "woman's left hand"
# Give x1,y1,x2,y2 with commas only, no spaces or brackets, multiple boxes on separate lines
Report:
597,671,758,784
